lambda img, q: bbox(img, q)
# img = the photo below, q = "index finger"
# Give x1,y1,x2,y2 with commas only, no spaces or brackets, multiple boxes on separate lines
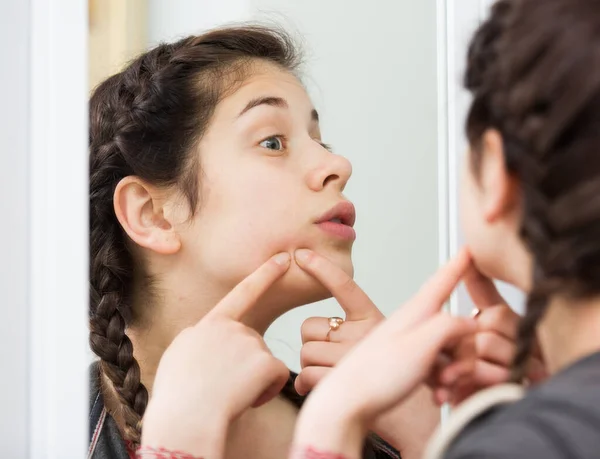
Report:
463,263,505,309
392,248,472,330
206,252,291,322
294,249,378,321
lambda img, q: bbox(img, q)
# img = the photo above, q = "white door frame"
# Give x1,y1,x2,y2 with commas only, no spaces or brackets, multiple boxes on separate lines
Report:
437,0,485,317
1,0,89,457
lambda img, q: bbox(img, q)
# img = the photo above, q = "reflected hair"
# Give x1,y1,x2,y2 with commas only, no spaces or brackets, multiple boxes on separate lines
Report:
89,25,301,445
464,0,600,381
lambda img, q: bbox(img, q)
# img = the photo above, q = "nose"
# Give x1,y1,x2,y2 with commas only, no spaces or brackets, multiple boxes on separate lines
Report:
306,151,353,192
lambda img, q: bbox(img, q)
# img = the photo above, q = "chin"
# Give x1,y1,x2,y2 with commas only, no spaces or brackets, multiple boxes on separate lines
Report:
472,250,502,282
262,252,354,311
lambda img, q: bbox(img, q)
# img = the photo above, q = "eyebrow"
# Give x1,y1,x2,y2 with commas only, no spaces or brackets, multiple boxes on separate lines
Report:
238,95,320,122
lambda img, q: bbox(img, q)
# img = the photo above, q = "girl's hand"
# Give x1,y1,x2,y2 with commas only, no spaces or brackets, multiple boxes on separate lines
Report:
293,250,477,459
294,249,442,457
141,253,293,458
432,266,547,406
294,250,385,396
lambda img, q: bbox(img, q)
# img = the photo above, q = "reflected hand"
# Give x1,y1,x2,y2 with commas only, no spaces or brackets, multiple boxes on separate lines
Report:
293,249,384,396
141,253,293,457
293,250,477,458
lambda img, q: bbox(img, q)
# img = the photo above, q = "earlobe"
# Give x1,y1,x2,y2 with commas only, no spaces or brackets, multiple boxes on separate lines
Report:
113,177,182,255
481,129,518,223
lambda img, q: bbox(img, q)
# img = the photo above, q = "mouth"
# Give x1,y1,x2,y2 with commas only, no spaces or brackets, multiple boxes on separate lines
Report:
315,201,357,241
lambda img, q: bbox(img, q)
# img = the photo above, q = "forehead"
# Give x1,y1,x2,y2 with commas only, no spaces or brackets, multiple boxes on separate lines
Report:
213,61,312,118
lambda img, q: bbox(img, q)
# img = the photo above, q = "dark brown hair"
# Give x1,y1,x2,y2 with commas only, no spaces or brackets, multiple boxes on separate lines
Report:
464,0,600,381
88,25,301,444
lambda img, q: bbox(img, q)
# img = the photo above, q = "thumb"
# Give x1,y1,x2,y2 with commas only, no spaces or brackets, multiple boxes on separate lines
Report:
250,358,290,409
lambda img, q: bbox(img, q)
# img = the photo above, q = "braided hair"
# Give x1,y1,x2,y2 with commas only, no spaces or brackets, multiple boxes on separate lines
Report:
463,0,600,382
89,26,301,445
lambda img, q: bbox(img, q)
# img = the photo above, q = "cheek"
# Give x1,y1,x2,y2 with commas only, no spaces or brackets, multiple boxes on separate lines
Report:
460,165,487,262
184,162,353,303
192,171,309,279
459,163,476,242
460,169,499,279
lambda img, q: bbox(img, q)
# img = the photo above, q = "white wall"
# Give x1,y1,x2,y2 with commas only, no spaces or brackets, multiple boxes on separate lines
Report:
0,1,31,455
147,0,440,371
148,0,250,46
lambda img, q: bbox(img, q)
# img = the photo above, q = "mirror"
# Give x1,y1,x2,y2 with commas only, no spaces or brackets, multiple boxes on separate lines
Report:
88,0,441,373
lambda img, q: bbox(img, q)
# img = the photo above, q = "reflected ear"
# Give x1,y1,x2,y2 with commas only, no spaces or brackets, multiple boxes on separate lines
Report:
479,129,519,223
113,176,182,255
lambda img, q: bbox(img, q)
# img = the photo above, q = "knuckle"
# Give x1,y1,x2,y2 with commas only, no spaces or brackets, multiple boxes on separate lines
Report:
300,368,318,388
475,332,495,354
483,305,513,328
339,277,359,294
301,317,321,336
300,342,316,367
227,320,248,336
255,351,276,369
495,304,513,322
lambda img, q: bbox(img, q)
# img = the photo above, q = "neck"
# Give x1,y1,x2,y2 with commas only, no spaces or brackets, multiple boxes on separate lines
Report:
127,273,294,396
538,295,600,374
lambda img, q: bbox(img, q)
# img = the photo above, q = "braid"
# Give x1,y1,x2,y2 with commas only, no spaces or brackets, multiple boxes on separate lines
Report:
88,44,197,444
89,146,148,444
88,50,179,443
509,281,548,382
88,26,303,445
465,0,600,383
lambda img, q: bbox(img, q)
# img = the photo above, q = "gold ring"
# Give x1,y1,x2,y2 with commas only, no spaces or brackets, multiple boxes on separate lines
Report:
471,308,481,319
325,317,344,342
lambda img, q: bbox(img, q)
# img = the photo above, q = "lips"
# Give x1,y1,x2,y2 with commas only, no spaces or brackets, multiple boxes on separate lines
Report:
316,201,356,227
315,201,357,241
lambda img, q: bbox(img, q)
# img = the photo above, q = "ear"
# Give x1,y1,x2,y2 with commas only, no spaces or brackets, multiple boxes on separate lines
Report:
479,129,520,223
113,176,182,255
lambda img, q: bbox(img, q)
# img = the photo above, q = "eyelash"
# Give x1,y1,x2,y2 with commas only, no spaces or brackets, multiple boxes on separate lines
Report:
319,142,333,152
258,135,333,153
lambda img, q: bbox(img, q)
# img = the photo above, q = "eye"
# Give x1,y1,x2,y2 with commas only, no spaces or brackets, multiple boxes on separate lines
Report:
259,136,285,151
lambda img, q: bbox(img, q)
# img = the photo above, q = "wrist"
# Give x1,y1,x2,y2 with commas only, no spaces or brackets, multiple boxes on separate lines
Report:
135,445,206,459
141,403,228,458
294,391,368,459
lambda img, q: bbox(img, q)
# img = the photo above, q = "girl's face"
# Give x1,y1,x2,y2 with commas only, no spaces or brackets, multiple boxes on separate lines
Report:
459,131,530,288
174,62,355,313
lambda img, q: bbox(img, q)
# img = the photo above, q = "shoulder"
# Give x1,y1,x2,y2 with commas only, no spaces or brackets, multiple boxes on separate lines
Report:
445,355,600,459
443,409,565,459
88,361,130,459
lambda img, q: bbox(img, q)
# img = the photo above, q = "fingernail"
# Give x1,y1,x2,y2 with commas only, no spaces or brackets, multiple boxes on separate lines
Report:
294,249,312,264
273,252,291,266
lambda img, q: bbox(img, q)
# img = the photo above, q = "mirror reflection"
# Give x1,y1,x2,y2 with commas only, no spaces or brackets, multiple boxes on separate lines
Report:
88,1,440,457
